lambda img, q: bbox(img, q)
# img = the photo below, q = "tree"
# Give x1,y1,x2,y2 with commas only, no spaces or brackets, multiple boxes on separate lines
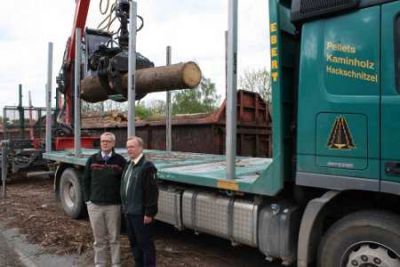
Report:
148,100,167,118
136,103,151,120
103,100,127,111
172,77,219,114
239,67,271,103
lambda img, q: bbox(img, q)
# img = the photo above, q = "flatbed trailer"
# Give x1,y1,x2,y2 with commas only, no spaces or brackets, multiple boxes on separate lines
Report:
45,148,292,262
45,148,272,194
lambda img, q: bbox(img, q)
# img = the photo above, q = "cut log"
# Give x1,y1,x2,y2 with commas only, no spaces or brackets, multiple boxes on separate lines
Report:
80,61,202,103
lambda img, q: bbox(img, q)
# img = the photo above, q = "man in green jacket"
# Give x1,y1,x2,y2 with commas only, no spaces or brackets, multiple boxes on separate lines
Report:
83,132,126,267
121,136,159,267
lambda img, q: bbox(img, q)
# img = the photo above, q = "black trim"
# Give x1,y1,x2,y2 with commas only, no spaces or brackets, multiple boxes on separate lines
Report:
385,161,400,175
291,0,397,23
296,172,379,191
381,180,400,196
359,0,396,8
297,191,340,267
291,0,360,23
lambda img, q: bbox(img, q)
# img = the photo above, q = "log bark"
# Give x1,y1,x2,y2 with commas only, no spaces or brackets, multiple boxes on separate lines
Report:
80,61,201,103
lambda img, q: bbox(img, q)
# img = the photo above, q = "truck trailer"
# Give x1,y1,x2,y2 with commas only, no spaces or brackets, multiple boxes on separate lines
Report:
44,0,400,266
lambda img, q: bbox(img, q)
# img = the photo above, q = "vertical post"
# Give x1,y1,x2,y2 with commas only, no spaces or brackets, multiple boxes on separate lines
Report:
1,141,8,198
225,30,228,98
127,1,137,138
226,0,238,180
28,90,34,140
18,84,25,139
74,29,82,156
45,42,53,153
18,84,23,107
2,108,6,140
55,86,60,123
166,46,172,151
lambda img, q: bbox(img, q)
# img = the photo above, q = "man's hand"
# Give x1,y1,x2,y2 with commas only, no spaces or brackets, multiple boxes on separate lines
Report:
144,215,153,224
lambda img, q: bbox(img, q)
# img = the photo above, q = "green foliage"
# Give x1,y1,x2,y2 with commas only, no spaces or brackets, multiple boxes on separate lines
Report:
172,77,219,114
148,100,166,118
136,103,151,120
239,67,271,103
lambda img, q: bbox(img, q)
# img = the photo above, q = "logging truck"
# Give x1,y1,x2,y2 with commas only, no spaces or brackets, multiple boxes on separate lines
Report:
43,0,400,266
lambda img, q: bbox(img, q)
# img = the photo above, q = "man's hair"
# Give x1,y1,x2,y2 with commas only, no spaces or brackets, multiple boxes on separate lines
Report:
101,132,116,142
127,136,144,148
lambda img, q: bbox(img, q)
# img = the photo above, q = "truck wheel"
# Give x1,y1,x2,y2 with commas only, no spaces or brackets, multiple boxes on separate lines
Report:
59,168,85,219
318,210,400,267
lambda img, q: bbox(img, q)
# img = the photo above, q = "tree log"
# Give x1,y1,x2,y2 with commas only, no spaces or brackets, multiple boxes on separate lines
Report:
80,61,201,103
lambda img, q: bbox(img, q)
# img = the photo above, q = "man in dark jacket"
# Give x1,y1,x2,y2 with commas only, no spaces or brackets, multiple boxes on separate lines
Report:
83,132,126,267
121,136,158,267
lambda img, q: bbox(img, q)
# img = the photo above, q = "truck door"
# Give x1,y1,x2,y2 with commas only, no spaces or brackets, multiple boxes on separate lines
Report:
296,6,381,190
381,3,400,195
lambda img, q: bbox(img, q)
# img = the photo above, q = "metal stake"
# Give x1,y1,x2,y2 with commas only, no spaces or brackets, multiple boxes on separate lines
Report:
74,28,81,156
226,0,238,180
127,1,137,138
166,46,172,151
1,141,8,198
45,42,53,153
18,84,25,139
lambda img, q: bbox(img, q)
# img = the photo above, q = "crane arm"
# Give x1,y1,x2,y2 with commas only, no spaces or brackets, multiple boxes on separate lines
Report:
65,0,90,67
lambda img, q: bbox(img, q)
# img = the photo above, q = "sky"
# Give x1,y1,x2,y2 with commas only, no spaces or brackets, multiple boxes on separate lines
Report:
0,0,270,110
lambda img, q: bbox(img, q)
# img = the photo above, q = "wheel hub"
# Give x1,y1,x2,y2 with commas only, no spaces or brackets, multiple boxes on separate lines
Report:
346,244,400,267
63,182,75,209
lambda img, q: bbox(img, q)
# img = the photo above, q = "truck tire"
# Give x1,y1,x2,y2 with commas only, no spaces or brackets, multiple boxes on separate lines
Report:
317,210,400,267
59,168,85,219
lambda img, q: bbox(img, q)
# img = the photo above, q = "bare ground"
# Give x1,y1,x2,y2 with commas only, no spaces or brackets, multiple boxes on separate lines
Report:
0,177,276,267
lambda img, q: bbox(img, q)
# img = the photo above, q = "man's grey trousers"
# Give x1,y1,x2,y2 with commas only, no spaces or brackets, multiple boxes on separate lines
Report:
87,202,121,267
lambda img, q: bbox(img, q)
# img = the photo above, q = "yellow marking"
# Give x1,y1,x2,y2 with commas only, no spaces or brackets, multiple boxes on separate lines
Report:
270,23,278,32
334,144,347,149
271,48,278,57
326,54,375,70
217,180,239,191
271,35,278,45
272,60,279,69
326,41,356,54
326,65,378,83
272,72,279,82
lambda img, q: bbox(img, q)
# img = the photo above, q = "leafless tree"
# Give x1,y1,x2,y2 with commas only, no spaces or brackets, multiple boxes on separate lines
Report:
239,67,271,103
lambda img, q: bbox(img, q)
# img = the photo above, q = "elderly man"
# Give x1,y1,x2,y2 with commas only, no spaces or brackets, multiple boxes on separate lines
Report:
121,136,159,267
82,132,126,267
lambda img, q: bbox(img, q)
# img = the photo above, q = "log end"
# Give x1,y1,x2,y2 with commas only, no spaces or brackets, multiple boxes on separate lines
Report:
182,62,202,88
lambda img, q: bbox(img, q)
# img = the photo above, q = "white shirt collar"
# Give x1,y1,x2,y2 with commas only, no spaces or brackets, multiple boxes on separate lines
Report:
101,151,112,158
132,153,143,165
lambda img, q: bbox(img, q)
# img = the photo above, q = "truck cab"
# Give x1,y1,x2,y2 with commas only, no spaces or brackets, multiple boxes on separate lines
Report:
271,0,400,265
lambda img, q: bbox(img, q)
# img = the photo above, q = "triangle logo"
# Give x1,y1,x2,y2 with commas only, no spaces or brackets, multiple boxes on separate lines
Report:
327,116,355,150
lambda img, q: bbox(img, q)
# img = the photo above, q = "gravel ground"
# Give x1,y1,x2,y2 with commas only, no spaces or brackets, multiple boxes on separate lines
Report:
0,176,281,267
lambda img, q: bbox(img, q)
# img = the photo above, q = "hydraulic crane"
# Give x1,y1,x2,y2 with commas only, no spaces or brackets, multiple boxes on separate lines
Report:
55,0,154,135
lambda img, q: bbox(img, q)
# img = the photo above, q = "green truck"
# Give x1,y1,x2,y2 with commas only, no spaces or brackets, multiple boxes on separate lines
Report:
44,0,400,266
